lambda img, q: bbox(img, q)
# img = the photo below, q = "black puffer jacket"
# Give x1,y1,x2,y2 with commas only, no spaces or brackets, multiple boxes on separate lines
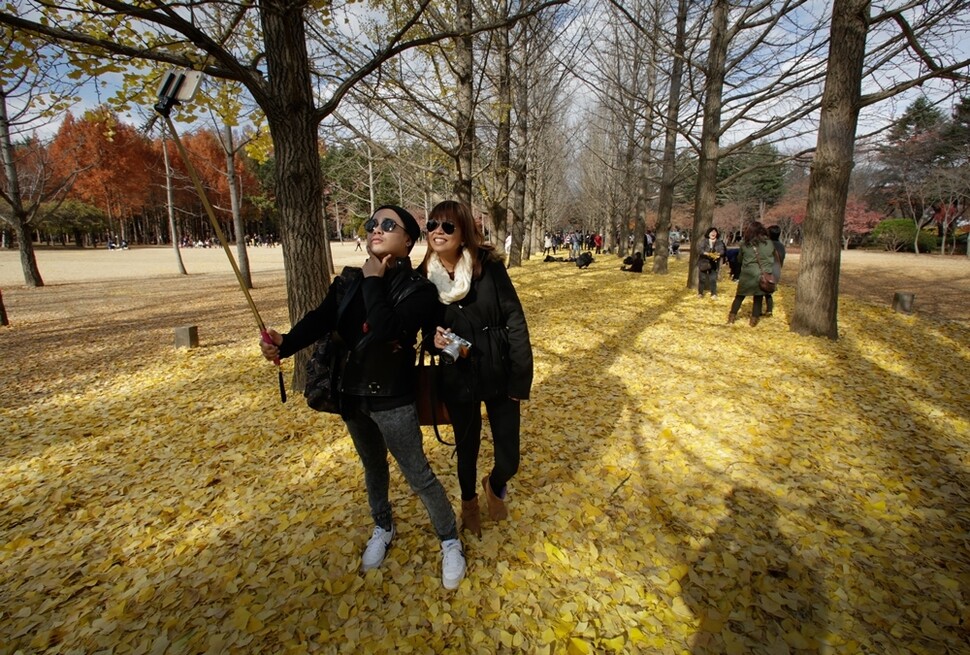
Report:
279,261,437,409
433,254,533,403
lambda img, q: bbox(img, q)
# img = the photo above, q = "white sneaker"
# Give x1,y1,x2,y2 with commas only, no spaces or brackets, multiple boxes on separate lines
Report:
361,526,394,571
441,539,466,590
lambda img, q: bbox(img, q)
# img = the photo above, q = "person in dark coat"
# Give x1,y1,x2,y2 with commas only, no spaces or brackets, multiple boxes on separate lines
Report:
621,252,644,272
764,224,786,317
728,221,776,327
419,200,534,538
260,205,466,590
696,227,726,297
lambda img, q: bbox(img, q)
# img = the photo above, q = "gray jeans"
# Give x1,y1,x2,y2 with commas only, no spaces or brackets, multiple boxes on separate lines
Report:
343,402,458,542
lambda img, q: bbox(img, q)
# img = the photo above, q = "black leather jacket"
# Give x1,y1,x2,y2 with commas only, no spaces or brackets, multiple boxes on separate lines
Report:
279,261,438,410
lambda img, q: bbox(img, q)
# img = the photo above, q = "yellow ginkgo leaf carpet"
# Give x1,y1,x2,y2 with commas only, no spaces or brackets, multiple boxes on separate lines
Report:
1,260,968,654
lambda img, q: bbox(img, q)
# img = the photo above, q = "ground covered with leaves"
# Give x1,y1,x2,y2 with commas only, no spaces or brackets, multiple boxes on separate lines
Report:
1,256,968,654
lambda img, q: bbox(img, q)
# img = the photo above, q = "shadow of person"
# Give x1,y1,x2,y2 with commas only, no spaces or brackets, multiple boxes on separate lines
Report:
683,486,828,654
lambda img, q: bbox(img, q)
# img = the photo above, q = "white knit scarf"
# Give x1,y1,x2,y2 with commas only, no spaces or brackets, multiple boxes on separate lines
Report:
427,249,473,304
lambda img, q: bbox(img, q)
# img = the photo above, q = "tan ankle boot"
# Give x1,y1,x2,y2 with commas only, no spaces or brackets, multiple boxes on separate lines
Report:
461,497,482,537
727,313,737,324
749,315,760,327
482,476,508,521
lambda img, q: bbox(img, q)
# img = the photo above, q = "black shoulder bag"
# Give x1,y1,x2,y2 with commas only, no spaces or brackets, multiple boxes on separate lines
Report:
303,272,359,413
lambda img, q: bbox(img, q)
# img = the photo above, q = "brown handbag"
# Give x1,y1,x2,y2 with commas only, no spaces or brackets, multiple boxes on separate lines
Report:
754,246,777,294
416,344,452,439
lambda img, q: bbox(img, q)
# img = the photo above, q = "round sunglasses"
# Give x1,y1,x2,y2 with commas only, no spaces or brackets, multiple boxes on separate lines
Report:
426,219,457,235
364,217,404,233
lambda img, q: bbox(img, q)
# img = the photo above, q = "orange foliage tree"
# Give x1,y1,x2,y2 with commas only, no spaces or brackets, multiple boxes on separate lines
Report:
48,109,157,243
179,129,259,243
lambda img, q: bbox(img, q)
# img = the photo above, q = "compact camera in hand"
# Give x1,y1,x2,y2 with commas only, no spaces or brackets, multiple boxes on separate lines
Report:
440,333,472,364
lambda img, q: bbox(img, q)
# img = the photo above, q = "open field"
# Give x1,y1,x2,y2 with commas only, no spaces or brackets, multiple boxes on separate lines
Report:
1,244,968,654
2,243,968,322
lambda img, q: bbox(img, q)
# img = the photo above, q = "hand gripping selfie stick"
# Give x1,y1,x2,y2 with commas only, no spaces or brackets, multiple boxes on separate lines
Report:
154,71,286,403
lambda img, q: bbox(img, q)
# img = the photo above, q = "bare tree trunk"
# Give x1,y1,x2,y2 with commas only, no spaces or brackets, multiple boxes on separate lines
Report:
491,17,512,257
162,141,188,275
791,0,870,340
224,123,253,289
11,221,43,286
260,0,329,391
636,3,660,260
0,91,44,286
510,83,528,265
322,182,335,276
653,0,689,275
530,165,543,254
510,18,529,267
618,32,641,260
687,0,729,286
455,0,475,204
940,216,948,255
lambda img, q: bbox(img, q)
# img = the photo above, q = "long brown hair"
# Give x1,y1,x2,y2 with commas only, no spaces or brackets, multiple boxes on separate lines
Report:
743,221,768,246
419,200,498,279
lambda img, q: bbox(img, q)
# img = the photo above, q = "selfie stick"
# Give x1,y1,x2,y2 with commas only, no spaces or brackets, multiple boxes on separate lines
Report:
154,71,286,403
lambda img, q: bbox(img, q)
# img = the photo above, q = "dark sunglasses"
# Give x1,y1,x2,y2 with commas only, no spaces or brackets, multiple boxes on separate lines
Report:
426,219,457,235
364,217,403,233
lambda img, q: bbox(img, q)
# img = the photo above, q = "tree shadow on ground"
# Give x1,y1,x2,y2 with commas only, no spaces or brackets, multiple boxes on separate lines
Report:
683,486,827,654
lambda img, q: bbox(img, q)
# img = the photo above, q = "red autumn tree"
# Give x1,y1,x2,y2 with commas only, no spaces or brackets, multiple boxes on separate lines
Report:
48,109,157,243
841,197,883,249
179,128,260,243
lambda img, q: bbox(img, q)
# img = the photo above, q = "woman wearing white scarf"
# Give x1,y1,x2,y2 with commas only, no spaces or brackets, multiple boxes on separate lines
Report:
419,201,534,538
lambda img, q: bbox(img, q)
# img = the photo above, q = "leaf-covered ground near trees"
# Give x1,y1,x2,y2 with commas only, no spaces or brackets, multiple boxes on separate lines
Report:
1,255,969,655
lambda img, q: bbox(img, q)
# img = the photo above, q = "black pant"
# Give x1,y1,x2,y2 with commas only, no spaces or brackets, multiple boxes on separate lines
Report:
698,268,718,295
765,294,774,313
446,395,521,502
730,294,764,317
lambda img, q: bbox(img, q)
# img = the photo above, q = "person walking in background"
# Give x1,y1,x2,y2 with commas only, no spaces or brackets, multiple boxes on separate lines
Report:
697,227,726,298
669,229,681,258
570,231,582,258
727,221,775,327
765,224,786,317
260,205,466,590
420,200,534,538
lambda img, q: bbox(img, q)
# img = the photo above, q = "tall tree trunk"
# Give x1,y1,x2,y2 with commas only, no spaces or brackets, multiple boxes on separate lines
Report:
162,141,188,275
367,145,376,213
510,54,528,266
687,0,729,286
528,165,541,256
455,0,475,204
322,180,335,276
618,24,641,260
224,123,253,289
11,221,43,286
0,90,44,286
790,0,869,340
636,5,660,260
491,18,512,257
260,0,329,391
653,0,689,275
